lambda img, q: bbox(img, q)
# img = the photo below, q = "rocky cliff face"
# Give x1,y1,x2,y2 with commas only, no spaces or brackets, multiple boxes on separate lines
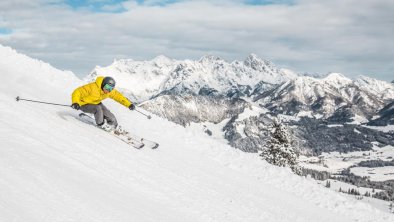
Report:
368,101,394,126
142,94,248,126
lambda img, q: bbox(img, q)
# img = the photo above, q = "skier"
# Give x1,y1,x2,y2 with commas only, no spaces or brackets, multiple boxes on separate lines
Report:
71,76,135,132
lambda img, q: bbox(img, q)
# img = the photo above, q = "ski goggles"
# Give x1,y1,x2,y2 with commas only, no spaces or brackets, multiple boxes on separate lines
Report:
103,84,114,92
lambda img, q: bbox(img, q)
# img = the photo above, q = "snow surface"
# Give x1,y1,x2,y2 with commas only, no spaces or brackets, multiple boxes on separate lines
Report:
350,167,394,182
349,114,369,124
315,179,390,213
299,145,394,174
236,105,266,122
320,179,383,194
1,44,394,221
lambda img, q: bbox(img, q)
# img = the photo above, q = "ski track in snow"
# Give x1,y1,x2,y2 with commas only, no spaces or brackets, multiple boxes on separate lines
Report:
0,45,394,222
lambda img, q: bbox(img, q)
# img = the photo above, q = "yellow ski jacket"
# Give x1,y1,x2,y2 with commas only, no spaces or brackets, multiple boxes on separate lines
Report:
71,76,132,108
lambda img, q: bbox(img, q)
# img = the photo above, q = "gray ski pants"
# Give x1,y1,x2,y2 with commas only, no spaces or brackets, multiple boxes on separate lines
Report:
80,103,117,127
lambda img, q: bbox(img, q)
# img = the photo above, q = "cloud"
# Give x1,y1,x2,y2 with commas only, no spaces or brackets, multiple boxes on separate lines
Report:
0,0,393,81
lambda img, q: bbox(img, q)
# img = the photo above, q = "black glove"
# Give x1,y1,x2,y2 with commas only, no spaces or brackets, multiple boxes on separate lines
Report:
71,103,80,110
129,103,135,110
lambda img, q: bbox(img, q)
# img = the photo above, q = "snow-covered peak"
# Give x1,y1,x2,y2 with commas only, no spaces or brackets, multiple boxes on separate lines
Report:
243,53,274,71
198,55,224,63
244,53,264,63
283,76,326,103
355,75,394,100
152,55,173,65
356,75,392,88
280,68,299,79
321,73,353,86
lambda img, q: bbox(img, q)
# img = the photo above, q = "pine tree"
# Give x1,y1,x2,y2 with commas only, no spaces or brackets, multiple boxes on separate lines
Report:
325,180,331,188
260,118,299,173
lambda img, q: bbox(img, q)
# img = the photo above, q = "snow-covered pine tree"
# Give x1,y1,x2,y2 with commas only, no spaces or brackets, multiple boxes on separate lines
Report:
260,118,300,174
389,201,393,213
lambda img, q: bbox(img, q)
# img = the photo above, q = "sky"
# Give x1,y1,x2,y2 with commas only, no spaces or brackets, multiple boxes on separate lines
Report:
0,0,393,81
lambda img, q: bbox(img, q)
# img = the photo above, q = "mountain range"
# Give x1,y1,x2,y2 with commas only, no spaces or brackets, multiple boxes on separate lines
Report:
89,54,393,125
89,54,394,154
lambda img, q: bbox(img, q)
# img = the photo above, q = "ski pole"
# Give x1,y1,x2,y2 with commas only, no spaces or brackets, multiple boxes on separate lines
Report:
135,108,152,119
16,96,71,107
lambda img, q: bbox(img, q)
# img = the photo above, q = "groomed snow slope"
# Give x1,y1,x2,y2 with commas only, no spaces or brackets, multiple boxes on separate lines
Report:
0,45,393,222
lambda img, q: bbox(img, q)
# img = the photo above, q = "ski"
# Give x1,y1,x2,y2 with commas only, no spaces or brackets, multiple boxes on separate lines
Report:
122,132,159,149
77,113,159,149
112,130,145,149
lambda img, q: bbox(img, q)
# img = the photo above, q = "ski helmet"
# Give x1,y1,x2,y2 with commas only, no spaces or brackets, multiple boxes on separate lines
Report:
101,76,116,90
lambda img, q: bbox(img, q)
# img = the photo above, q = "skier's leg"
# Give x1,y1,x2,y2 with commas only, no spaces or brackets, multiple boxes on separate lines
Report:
99,103,118,127
80,104,104,125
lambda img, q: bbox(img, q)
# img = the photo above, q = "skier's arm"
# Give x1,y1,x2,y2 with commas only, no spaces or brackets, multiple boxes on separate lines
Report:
109,90,132,108
71,84,92,104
